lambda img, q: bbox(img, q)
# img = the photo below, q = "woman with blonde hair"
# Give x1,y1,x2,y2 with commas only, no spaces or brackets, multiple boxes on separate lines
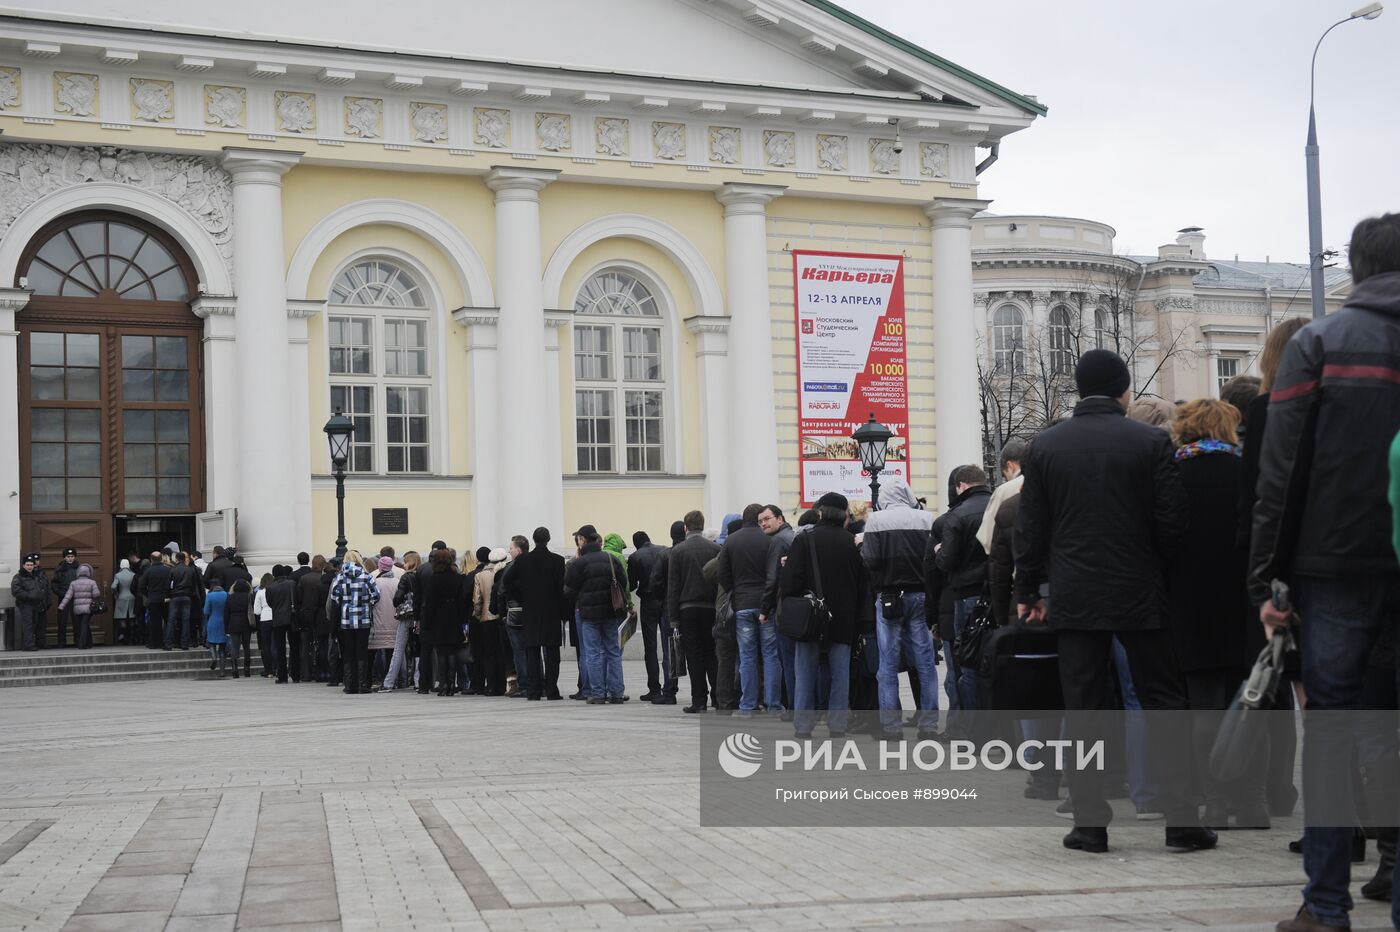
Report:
1167,398,1266,828
1238,317,1309,820
382,551,420,691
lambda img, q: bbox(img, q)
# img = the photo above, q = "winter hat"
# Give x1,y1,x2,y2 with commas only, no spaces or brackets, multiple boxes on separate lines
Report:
23,552,41,563
120,559,130,570
489,547,508,563
1074,349,1131,399
377,556,394,572
816,491,849,511
669,520,686,544
63,547,77,557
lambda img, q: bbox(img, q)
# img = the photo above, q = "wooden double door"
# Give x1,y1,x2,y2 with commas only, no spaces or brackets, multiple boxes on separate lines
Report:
17,211,206,645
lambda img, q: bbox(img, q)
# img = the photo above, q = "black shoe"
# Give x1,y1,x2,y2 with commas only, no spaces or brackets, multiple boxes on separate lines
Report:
546,694,564,701
1361,834,1394,901
569,692,585,700
1063,827,1108,853
1165,826,1218,851
652,696,677,705
209,660,216,671
1275,904,1352,931
608,696,627,704
526,695,542,701
683,704,708,714
586,697,607,704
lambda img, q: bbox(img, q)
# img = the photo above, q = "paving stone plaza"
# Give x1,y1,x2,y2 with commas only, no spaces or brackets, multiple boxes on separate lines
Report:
0,660,1393,932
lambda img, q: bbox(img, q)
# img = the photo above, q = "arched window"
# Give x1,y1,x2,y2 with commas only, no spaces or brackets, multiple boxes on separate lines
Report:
991,305,1026,375
1094,308,1110,350
573,269,666,473
1048,305,1075,375
326,259,432,474
25,217,191,301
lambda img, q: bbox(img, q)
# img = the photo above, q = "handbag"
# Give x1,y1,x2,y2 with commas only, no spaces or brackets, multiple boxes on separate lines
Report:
608,556,626,613
777,532,830,643
670,626,687,677
878,590,904,621
395,588,415,621
1210,624,1294,782
505,603,524,628
90,590,108,615
712,588,735,640
952,588,996,670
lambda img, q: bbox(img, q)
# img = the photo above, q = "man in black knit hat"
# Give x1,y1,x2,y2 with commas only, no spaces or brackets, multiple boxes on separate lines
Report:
1015,349,1214,855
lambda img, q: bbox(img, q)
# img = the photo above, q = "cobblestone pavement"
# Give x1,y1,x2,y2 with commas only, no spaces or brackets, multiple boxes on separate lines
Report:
0,660,1392,931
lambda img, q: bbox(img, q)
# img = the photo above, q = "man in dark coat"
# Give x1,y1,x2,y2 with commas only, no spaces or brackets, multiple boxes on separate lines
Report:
203,546,230,590
50,547,80,648
141,553,172,650
11,553,50,651
718,504,781,715
1250,214,1400,932
506,527,567,700
1015,348,1210,855
780,492,871,738
935,464,994,717
626,530,668,703
564,529,627,703
266,565,298,683
667,511,720,713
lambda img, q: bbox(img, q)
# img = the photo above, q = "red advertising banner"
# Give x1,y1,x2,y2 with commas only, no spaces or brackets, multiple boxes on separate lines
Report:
792,250,909,507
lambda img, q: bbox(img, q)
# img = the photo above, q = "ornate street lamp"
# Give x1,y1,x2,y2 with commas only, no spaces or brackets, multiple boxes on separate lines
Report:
852,413,893,510
323,409,354,561
1305,2,1383,319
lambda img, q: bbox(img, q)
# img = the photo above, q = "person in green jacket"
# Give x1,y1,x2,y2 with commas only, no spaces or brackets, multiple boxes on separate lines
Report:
602,533,634,612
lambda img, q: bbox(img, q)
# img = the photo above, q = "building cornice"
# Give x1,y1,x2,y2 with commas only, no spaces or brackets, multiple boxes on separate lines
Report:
191,295,237,318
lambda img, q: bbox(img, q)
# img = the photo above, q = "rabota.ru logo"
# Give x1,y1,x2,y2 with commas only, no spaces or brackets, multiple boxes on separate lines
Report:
716,734,1105,779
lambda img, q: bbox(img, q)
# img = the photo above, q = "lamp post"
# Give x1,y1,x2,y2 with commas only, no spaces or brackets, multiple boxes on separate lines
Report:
1306,1,1383,320
323,409,353,561
852,413,894,510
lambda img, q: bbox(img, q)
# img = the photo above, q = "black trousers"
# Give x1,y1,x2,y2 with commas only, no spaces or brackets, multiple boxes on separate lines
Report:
146,604,167,649
715,634,738,711
286,628,304,682
341,628,370,693
270,625,291,681
74,612,92,649
434,644,459,694
466,619,485,691
55,604,73,647
678,606,718,708
639,600,666,695
477,623,507,695
1057,627,1195,827
228,631,252,673
524,643,561,698
417,643,435,692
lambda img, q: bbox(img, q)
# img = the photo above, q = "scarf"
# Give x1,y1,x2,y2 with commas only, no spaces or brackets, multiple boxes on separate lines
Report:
1175,438,1241,462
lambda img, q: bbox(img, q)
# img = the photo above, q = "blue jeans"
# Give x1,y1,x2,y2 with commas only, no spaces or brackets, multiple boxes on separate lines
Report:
1294,575,1400,927
574,611,590,694
165,595,192,648
736,609,783,712
580,618,624,699
876,593,940,734
1111,637,1157,810
794,641,850,736
506,624,528,688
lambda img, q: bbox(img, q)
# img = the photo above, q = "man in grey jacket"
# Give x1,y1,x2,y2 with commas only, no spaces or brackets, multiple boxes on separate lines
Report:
759,505,796,711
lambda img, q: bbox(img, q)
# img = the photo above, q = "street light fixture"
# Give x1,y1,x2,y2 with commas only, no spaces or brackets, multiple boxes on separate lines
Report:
852,413,893,510
1305,1,1383,320
323,409,354,561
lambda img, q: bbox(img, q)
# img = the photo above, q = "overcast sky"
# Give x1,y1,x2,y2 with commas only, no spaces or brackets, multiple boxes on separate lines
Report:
841,0,1399,263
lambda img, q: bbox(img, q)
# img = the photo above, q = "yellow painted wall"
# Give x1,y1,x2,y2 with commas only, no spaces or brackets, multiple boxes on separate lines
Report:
563,487,704,545
311,486,473,558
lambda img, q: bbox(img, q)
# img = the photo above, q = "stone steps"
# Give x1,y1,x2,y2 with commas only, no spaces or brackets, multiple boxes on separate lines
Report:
0,646,263,687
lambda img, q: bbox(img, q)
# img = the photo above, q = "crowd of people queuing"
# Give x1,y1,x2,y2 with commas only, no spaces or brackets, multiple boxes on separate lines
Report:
7,214,1400,931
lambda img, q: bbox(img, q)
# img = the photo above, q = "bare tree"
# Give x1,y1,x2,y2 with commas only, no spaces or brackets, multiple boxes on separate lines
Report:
976,333,1039,478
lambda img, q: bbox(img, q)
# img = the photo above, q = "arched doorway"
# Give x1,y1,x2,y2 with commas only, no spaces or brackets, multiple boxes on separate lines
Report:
16,210,205,646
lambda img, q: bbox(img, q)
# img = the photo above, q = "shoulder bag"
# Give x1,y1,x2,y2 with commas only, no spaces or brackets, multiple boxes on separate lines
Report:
608,555,626,613
776,532,830,643
952,586,997,670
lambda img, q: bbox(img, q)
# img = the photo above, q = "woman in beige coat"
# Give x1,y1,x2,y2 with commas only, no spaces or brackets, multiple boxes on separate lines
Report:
367,555,400,690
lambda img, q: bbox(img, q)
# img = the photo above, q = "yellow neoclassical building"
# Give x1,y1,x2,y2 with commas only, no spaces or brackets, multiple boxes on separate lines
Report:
0,0,1044,613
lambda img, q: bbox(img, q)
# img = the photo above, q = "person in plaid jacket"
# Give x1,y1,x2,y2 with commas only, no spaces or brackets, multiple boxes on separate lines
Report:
330,551,380,694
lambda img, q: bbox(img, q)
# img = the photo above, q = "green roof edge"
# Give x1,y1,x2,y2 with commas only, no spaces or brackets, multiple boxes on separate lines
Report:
798,0,1048,117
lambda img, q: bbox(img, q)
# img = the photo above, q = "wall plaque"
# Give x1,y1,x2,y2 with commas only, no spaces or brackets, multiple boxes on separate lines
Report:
371,508,409,536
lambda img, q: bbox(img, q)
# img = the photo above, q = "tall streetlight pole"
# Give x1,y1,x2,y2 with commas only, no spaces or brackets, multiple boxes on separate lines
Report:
323,410,353,561
1306,2,1383,320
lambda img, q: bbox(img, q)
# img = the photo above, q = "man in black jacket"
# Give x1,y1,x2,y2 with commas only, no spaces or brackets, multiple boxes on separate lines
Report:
935,465,993,718
667,510,720,713
1016,348,1211,855
628,530,672,703
758,505,796,709
266,565,298,683
1250,214,1400,932
50,547,80,648
563,529,627,703
11,553,50,651
718,504,781,715
508,528,567,700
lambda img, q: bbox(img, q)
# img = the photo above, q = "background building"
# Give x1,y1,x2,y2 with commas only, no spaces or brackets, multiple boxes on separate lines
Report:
971,214,1351,469
0,0,1045,641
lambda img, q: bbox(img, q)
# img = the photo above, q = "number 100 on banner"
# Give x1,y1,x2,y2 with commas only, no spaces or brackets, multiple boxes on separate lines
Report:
792,250,910,507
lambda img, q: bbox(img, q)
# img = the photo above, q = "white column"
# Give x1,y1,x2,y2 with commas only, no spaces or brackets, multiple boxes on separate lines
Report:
0,288,31,597
543,308,571,536
485,166,559,541
715,182,785,510
286,300,323,551
684,314,732,520
191,295,238,512
926,197,993,479
455,307,501,548
221,147,301,565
